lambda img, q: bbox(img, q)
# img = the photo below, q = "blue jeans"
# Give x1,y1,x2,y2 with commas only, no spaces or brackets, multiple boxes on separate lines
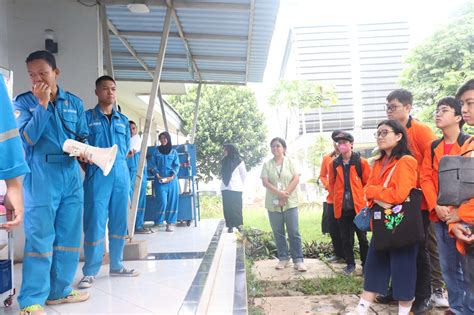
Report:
434,222,474,315
267,207,303,263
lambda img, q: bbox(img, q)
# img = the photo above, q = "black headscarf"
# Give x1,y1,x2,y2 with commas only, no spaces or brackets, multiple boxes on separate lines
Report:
221,144,243,186
158,131,172,155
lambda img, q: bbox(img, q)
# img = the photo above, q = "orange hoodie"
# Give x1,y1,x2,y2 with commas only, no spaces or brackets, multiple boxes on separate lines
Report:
320,153,336,203
448,137,474,255
405,117,437,211
364,155,418,207
328,153,370,219
420,133,468,222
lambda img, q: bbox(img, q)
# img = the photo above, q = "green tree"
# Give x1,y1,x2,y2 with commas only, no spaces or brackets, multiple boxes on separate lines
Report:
167,85,267,182
400,1,474,133
268,80,337,138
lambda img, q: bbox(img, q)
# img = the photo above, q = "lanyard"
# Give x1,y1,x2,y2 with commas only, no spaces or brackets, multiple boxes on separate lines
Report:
274,158,284,180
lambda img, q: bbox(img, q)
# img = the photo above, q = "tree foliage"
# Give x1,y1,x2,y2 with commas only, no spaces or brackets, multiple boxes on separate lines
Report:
268,80,337,138
167,85,267,182
400,1,474,131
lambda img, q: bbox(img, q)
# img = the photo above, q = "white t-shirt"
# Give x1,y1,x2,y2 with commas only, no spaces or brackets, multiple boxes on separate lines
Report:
220,161,246,192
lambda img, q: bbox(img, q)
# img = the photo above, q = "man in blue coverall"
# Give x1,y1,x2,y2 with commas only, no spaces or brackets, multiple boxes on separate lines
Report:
127,120,153,234
0,74,29,231
78,75,139,290
14,50,89,315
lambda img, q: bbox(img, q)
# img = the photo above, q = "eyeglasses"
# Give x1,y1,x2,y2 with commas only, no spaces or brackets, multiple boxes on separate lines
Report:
374,130,395,139
433,109,455,116
271,144,283,148
385,104,401,112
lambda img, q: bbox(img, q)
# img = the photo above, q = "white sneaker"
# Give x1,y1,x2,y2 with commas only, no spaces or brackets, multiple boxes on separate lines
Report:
431,288,449,308
294,262,307,272
275,260,291,270
166,224,174,232
78,275,95,289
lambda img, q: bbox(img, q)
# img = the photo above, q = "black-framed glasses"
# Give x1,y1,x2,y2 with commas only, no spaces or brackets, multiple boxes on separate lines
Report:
385,104,401,112
374,130,395,139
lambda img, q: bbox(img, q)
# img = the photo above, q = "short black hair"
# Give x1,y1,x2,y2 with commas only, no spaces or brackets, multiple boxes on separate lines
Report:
437,96,464,127
455,79,474,99
270,137,287,149
386,89,413,106
95,75,116,88
129,120,136,126
25,50,57,69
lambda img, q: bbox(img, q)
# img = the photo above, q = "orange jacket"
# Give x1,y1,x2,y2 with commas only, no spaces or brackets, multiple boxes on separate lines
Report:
328,153,370,219
448,137,474,255
364,155,418,207
405,116,437,210
420,133,467,222
320,153,336,203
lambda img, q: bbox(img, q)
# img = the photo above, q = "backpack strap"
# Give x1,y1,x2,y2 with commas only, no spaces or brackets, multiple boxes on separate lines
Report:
431,138,443,168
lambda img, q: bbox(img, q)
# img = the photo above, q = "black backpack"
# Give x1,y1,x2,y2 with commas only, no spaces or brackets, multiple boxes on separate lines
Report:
333,153,363,180
430,133,471,167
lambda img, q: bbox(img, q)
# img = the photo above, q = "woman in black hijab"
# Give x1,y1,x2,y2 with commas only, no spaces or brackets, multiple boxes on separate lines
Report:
220,144,246,233
150,131,180,231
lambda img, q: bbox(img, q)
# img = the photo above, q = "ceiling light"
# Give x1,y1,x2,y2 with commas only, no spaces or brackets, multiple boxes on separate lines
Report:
127,4,150,14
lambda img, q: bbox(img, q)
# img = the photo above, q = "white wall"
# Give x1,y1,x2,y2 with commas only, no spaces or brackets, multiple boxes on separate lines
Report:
0,0,8,68
6,0,100,108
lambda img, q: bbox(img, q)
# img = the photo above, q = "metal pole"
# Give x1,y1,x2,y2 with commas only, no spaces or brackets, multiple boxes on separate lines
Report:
128,6,172,238
190,83,202,144
157,87,169,132
99,4,114,78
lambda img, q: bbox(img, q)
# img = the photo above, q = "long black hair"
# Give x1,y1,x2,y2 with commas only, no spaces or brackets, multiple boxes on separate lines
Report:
221,144,243,186
376,119,412,161
158,131,172,155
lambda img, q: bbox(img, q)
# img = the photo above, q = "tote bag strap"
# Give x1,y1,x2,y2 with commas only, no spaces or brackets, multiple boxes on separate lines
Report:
374,163,398,209
383,163,397,188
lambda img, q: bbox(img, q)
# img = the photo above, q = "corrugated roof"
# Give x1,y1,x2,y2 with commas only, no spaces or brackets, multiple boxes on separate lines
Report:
103,0,280,84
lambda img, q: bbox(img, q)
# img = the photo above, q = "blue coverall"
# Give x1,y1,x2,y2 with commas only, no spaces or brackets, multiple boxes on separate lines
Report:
82,106,130,276
14,86,88,308
127,152,148,230
0,75,29,179
150,148,180,225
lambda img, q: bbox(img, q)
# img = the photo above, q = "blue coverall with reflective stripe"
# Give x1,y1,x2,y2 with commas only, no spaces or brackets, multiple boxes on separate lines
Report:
127,152,148,230
0,75,29,179
82,105,130,276
150,149,180,225
14,86,88,308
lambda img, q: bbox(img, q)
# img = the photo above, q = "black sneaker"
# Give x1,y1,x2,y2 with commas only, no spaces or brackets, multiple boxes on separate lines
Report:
228,227,233,233
342,264,355,275
375,292,396,305
411,297,434,314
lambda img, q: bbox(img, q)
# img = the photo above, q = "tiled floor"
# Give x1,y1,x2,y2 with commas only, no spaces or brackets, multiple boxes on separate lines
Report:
1,219,243,315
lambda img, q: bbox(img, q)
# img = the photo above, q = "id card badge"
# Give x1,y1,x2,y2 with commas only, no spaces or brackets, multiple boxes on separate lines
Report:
277,182,282,190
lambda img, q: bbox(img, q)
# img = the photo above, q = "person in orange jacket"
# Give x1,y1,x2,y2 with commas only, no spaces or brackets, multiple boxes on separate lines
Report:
328,131,370,275
351,119,419,315
448,80,474,308
319,141,345,262
380,89,445,312
420,96,473,314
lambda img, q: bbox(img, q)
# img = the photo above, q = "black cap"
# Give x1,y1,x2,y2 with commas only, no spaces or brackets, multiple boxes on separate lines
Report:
331,130,354,143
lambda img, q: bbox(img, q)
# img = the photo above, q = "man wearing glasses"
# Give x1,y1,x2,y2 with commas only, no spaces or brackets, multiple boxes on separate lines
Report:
420,97,473,314
376,89,448,314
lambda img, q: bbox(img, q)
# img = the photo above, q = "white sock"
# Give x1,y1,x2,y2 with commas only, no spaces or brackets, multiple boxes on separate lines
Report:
398,304,411,315
355,298,371,314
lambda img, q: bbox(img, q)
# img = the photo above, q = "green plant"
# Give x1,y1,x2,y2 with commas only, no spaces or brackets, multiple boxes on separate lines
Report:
241,227,278,260
302,240,335,258
199,195,223,219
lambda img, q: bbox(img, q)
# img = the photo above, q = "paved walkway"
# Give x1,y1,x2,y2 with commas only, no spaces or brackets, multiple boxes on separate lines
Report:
1,219,245,314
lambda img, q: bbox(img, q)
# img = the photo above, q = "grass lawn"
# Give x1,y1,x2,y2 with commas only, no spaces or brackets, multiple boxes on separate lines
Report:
200,195,330,243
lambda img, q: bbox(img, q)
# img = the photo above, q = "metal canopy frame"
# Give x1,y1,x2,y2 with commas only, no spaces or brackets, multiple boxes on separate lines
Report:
98,0,279,237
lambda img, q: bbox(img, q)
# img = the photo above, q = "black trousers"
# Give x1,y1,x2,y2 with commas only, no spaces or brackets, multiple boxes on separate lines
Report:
221,190,243,228
415,210,432,300
327,203,345,259
338,210,369,267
